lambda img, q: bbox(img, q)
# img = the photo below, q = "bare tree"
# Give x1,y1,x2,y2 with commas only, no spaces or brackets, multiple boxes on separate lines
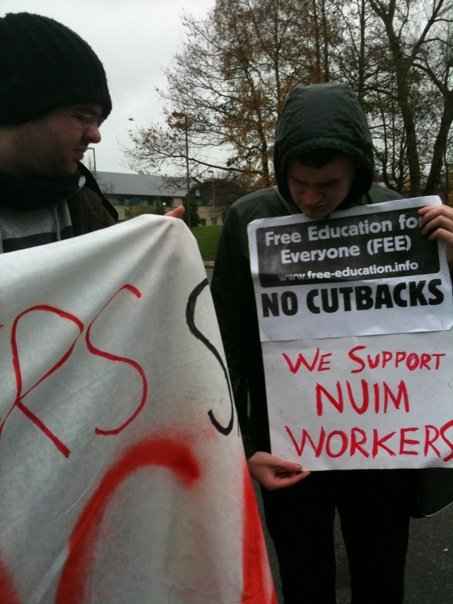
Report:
128,0,453,197
366,0,453,194
127,0,339,187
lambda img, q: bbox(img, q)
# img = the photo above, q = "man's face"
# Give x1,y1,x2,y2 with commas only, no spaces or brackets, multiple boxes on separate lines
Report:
287,156,356,219
15,104,103,177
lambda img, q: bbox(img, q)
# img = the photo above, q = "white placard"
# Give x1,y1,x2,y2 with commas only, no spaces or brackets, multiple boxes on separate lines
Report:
248,197,453,340
248,197,453,470
263,332,453,469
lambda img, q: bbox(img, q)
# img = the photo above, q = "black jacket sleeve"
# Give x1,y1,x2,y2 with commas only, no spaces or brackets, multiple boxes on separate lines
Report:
211,205,271,457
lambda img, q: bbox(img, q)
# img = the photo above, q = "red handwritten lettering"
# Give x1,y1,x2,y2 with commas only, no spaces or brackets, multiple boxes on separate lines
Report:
424,425,442,457
383,381,410,413
85,284,149,436
348,345,446,373
399,427,419,455
382,351,393,368
315,379,410,416
56,436,200,604
348,345,367,372
431,353,445,369
346,379,369,414
282,349,332,374
395,351,406,367
419,353,432,370
318,354,332,371
371,428,396,457
373,382,381,414
315,382,344,415
0,305,84,457
406,353,418,371
350,427,370,458
441,420,453,462
285,425,326,457
325,430,348,458
284,424,453,463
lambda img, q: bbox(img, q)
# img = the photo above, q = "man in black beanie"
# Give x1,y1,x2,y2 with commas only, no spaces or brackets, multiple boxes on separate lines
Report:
0,12,121,250
0,12,182,251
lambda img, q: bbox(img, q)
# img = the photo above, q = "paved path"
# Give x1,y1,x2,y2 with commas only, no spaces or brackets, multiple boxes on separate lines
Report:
261,498,453,604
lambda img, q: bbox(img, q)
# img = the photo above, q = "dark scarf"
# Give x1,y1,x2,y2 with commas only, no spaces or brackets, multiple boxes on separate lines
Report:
0,170,81,211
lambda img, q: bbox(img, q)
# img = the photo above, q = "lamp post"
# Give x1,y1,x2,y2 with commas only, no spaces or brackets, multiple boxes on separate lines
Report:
168,111,192,227
86,146,97,172
208,169,216,208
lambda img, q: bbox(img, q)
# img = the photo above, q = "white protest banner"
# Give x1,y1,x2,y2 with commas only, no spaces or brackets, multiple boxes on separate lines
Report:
0,216,276,604
248,197,453,470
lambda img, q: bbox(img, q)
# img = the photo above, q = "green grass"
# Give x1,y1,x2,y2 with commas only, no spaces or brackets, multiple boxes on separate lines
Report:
192,225,222,261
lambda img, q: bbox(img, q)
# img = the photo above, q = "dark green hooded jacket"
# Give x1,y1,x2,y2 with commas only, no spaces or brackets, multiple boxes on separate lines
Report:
211,83,401,457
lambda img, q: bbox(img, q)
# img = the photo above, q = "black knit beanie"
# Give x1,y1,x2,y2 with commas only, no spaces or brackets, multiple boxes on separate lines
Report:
0,12,112,126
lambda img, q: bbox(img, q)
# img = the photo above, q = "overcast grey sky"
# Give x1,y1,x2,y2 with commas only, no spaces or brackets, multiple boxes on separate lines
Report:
1,0,215,173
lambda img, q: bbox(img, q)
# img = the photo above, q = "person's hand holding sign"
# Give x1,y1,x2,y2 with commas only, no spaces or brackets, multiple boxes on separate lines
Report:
419,204,453,265
248,451,310,490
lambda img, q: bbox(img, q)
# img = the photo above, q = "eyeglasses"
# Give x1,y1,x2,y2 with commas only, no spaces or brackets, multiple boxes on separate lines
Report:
66,106,103,129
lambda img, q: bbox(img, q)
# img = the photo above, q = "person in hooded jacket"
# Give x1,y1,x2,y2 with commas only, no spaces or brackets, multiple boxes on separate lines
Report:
0,12,183,254
211,83,453,604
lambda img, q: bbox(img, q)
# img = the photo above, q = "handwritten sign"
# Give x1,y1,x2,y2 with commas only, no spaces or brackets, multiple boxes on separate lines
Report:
248,197,453,470
0,216,276,604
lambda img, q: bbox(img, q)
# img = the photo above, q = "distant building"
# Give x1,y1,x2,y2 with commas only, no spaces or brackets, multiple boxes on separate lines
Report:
189,177,248,226
96,171,187,220
198,205,225,226
95,171,239,225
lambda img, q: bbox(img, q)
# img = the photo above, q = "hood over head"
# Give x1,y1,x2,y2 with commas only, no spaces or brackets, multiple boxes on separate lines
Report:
273,83,374,208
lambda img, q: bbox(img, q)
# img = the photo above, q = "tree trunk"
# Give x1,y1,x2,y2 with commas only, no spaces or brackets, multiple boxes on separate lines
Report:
424,93,453,194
